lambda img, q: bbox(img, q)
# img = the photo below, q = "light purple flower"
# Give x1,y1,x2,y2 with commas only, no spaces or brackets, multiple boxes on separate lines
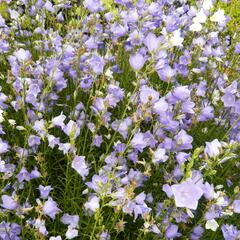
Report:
153,98,169,114
139,86,159,105
232,200,240,213
165,224,181,239
191,225,204,240
58,143,71,154
71,156,89,180
196,81,207,97
221,92,235,107
0,139,9,154
172,86,191,101
131,132,155,152
198,106,214,121
162,184,173,198
34,218,48,236
47,134,60,149
110,23,127,39
176,152,190,165
181,100,195,114
112,117,132,139
88,54,105,75
1,195,18,210
0,14,5,27
129,52,145,71
16,168,30,182
204,139,222,158
144,32,160,52
152,147,168,164
202,182,215,200
61,213,79,228
221,224,240,240
52,113,66,129
171,180,203,210
66,227,78,239
234,42,240,54
38,185,53,199
99,230,110,240
157,65,176,81
63,120,80,139
43,197,61,219
30,168,41,179
83,0,103,12
174,130,193,150
44,0,55,12
14,48,32,62
92,134,103,147
86,175,108,193
28,135,41,147
84,196,100,212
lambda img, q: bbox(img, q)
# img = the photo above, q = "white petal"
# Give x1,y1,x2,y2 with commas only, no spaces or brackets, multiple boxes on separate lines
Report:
205,219,219,231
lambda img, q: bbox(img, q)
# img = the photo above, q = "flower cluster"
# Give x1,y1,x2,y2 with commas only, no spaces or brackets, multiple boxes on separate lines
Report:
0,0,239,239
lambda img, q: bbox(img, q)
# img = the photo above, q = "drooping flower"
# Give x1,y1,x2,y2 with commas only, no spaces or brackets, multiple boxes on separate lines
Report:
28,135,41,147
191,225,204,240
157,65,176,82
52,113,66,129
204,139,222,158
1,195,18,210
61,213,79,228
176,152,190,165
165,224,181,239
71,155,89,180
99,230,110,240
44,0,55,12
66,227,78,239
84,196,100,212
92,134,103,147
43,197,61,219
58,143,71,154
34,218,48,236
153,98,169,114
112,117,132,139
